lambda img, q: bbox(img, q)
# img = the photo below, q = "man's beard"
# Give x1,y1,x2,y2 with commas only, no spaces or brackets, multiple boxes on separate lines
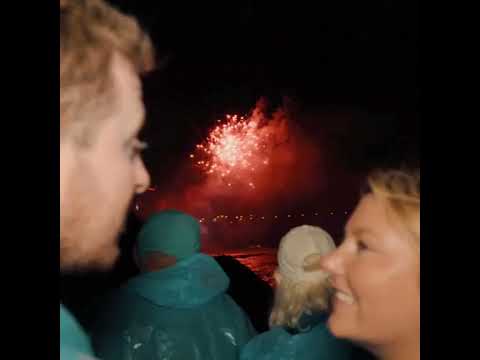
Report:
60,200,122,273
60,233,120,273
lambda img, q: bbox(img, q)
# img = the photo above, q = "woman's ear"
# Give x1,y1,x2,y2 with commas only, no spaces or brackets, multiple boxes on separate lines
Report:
274,270,282,285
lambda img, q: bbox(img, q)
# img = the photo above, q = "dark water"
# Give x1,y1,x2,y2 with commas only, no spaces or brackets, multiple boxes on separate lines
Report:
210,247,277,287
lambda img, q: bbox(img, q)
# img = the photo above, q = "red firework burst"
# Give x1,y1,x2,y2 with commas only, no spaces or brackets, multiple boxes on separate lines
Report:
191,114,270,188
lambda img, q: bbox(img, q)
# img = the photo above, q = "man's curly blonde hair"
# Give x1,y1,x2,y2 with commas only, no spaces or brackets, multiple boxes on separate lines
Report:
60,0,154,145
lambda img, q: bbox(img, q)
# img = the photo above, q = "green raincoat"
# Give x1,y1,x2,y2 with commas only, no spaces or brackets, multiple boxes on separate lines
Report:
240,311,355,360
89,253,256,360
61,304,96,359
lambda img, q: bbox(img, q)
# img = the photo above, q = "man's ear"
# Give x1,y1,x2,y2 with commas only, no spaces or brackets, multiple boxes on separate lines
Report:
144,252,177,271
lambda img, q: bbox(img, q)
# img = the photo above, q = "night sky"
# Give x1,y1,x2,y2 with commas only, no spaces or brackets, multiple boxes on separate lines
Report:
106,0,419,246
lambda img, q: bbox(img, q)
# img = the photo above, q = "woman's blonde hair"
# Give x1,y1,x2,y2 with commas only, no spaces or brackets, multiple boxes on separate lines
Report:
269,269,332,330
366,169,420,251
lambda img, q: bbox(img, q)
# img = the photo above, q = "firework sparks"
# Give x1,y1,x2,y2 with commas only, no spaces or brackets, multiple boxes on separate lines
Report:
191,114,271,188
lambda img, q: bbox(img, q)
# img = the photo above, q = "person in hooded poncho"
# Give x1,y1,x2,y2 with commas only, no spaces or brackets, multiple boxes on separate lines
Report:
240,225,358,360
88,209,257,360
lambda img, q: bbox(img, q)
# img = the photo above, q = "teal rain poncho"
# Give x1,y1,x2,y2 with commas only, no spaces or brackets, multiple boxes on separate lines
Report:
240,312,355,360
60,304,96,360
89,253,257,360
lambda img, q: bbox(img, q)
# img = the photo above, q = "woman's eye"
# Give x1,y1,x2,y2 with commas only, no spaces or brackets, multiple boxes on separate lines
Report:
357,240,368,252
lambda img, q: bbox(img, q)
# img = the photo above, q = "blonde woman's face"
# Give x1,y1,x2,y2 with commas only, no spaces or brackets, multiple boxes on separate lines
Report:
319,194,419,347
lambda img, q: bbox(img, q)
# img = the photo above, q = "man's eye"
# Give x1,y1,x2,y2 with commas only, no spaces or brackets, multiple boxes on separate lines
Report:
131,140,148,158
